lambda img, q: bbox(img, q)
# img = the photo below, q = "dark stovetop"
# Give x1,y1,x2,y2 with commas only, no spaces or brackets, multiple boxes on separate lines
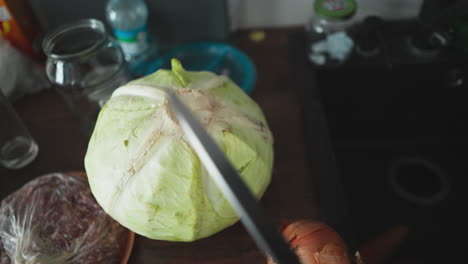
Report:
289,20,468,263
288,33,355,250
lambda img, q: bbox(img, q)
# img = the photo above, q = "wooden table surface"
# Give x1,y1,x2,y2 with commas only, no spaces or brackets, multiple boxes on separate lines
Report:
0,28,319,263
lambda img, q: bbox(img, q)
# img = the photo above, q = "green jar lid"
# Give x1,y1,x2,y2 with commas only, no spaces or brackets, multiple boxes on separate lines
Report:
314,0,357,19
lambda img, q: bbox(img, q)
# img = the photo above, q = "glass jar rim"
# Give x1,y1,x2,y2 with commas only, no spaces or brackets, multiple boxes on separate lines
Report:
43,19,108,60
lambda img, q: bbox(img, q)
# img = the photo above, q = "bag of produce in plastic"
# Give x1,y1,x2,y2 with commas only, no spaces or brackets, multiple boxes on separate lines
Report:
0,173,131,264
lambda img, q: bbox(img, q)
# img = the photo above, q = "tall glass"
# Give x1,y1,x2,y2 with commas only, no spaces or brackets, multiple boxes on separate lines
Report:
0,90,39,169
43,19,130,138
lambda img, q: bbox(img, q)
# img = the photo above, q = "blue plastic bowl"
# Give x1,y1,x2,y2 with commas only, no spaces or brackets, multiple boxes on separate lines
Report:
142,42,256,95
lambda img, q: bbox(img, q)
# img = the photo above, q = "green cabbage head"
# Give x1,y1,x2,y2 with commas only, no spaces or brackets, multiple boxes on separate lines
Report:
84,59,273,241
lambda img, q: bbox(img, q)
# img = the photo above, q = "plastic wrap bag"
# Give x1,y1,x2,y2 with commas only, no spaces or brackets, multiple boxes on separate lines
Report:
0,36,50,101
0,173,128,264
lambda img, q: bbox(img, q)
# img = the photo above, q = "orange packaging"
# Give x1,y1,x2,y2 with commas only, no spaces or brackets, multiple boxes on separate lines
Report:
0,0,40,58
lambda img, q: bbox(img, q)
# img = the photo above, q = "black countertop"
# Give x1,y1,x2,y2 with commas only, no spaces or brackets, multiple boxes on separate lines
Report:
288,32,356,251
289,21,468,263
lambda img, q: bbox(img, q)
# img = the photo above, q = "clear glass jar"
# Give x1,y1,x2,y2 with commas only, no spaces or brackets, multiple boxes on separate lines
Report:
306,0,356,66
307,15,353,41
43,19,131,137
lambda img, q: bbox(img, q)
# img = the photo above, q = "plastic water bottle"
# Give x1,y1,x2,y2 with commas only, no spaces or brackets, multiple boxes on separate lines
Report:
105,0,155,72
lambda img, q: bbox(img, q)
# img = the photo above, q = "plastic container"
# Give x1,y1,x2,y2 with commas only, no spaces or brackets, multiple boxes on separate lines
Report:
143,42,256,94
106,0,156,72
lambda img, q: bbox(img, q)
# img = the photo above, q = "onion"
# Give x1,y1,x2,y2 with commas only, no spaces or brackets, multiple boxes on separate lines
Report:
267,220,351,264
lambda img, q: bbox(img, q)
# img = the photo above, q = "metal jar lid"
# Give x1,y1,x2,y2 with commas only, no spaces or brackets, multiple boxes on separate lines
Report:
314,0,357,19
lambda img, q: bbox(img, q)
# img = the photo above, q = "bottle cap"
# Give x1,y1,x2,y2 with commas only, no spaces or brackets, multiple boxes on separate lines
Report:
314,0,357,19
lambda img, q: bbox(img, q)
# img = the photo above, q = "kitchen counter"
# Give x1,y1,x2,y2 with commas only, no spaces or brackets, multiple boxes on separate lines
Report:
288,20,468,264
0,28,338,263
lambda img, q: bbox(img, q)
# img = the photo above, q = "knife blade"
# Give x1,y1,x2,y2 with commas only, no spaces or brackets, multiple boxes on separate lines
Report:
166,91,301,264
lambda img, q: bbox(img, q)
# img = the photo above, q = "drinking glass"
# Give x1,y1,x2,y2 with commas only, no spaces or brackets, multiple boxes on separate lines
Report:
0,90,38,169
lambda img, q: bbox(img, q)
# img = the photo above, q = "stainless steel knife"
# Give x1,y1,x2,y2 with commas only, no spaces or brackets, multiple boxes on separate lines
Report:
166,91,301,264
